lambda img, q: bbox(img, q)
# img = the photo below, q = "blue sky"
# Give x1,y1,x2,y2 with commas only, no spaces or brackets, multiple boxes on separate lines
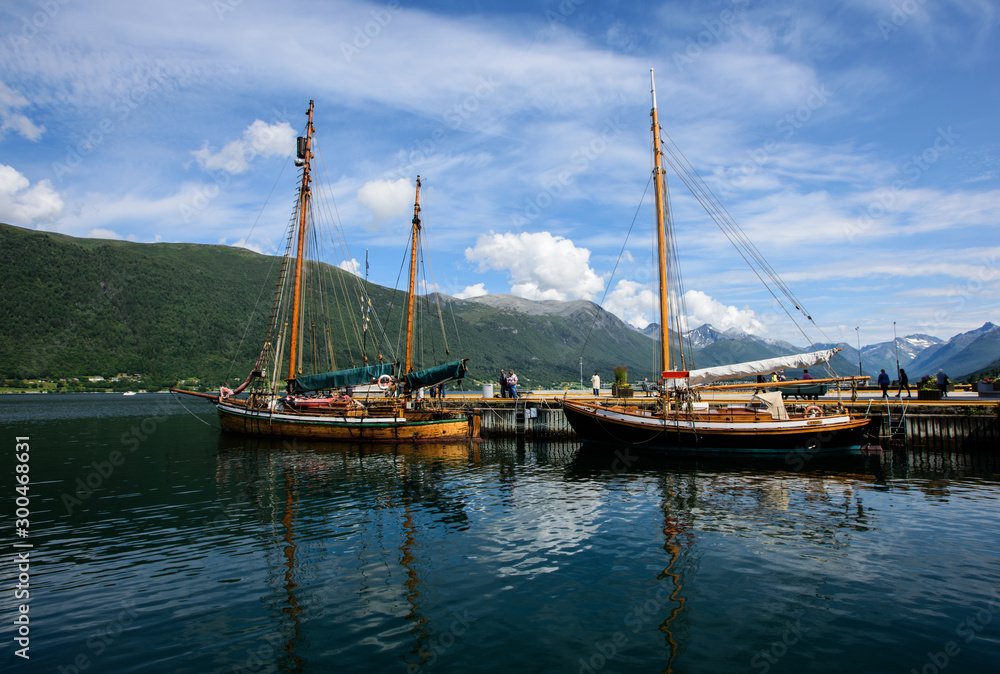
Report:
1,0,997,345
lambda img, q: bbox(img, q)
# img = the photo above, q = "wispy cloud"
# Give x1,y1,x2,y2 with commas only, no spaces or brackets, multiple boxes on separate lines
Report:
0,0,996,342
0,81,44,141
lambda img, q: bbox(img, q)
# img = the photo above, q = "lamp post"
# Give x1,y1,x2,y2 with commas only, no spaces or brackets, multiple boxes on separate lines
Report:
855,327,862,377
893,321,900,378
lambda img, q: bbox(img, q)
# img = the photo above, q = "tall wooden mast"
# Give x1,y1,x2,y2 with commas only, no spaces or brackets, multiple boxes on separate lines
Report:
650,70,672,377
287,100,314,382
404,176,421,376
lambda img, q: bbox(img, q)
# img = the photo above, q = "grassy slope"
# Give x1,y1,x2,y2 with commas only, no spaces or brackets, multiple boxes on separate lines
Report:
1,225,277,384
0,224,656,387
12,222,952,388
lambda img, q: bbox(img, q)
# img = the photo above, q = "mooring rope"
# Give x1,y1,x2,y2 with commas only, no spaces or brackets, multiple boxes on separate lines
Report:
170,391,221,429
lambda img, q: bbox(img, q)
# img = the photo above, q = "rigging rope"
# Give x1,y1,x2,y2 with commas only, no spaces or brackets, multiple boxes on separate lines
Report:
656,126,839,352
224,154,293,385
421,209,458,357
580,119,843,381
578,173,654,358
307,138,398,367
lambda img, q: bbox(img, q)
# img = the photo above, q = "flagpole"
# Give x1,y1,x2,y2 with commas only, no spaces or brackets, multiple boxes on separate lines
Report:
855,327,862,376
893,321,900,379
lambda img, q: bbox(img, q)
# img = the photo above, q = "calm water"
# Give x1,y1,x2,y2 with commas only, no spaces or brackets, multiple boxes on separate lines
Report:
2,394,999,673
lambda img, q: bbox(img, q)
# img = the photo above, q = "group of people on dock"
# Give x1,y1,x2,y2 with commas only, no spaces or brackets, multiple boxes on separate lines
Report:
876,368,947,399
877,368,914,398
498,369,519,399
878,369,909,398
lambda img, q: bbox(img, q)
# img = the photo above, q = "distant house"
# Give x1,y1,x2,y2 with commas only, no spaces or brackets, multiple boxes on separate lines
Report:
87,376,105,382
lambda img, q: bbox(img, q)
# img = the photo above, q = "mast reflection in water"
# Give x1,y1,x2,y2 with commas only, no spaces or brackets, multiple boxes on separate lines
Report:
3,394,999,673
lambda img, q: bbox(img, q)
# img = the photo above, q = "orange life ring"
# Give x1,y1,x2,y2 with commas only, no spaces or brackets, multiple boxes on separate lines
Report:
804,405,823,418
377,374,393,390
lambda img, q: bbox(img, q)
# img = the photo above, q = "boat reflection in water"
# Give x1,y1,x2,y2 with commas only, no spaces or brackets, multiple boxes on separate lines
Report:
567,443,889,672
9,393,999,672
212,436,483,671
201,431,994,673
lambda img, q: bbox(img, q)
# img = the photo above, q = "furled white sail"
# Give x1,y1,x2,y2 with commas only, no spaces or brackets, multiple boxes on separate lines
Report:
668,348,839,388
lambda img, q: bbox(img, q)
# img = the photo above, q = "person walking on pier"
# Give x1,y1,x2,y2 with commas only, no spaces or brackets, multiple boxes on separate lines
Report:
937,369,949,398
499,369,508,398
895,368,911,398
591,371,601,396
878,369,890,398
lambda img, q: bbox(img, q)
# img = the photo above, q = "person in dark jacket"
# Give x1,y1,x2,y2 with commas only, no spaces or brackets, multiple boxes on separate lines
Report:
877,369,890,398
895,368,910,398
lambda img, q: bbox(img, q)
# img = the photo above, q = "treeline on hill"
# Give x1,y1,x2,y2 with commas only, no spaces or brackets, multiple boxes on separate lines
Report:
0,224,656,389
1,224,275,388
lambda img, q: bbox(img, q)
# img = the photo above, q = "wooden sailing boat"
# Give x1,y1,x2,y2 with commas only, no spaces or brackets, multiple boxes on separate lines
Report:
563,72,871,455
173,101,478,442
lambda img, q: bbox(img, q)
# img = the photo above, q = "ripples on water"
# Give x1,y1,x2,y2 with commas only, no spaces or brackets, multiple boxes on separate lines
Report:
1,394,999,673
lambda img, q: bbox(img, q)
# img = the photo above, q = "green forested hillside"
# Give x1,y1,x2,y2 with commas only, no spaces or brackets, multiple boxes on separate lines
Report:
0,224,657,388
440,294,657,385
1,224,278,386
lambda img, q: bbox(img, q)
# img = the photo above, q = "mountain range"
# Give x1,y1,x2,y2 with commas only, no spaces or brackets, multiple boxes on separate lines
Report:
2,222,997,387
674,322,1000,381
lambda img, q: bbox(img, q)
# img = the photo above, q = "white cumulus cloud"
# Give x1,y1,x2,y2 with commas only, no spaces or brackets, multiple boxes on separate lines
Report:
338,258,361,276
232,239,268,255
356,178,414,230
0,164,63,225
455,283,488,299
86,228,124,240
604,279,657,328
465,231,604,301
682,290,765,335
192,120,296,174
419,279,443,294
604,282,766,335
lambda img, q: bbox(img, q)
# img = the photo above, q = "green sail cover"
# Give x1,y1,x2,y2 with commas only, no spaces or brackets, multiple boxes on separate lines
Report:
404,360,467,390
291,363,396,393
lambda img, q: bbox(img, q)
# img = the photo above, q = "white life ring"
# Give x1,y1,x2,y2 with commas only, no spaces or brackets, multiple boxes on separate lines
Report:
804,405,823,418
377,374,393,390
